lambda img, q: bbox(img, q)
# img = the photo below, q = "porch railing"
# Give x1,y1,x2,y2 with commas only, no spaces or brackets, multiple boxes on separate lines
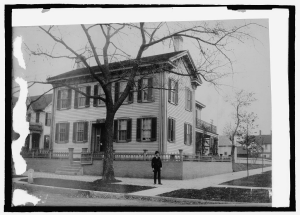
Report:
196,119,217,134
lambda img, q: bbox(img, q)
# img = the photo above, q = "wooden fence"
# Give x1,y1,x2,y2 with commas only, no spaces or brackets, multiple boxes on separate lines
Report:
21,149,231,163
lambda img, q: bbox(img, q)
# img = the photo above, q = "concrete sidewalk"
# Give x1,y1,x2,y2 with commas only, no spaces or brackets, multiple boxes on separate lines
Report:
18,166,272,197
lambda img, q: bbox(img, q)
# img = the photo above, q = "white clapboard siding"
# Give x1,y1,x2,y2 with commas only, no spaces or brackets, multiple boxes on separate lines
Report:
53,75,161,153
165,59,195,154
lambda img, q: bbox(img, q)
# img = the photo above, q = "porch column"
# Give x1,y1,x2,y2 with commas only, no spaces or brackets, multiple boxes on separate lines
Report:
29,132,32,150
179,149,183,162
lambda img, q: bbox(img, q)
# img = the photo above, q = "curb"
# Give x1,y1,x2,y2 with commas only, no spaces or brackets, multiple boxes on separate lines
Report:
13,181,247,206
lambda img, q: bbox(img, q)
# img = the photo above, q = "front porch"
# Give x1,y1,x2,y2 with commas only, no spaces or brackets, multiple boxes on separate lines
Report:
195,119,218,155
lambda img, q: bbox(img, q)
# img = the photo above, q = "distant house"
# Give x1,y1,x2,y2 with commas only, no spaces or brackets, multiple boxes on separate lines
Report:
13,94,53,150
255,134,272,159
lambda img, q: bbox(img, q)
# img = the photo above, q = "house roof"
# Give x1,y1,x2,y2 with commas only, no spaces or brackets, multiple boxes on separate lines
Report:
47,50,200,82
218,135,232,146
12,94,53,112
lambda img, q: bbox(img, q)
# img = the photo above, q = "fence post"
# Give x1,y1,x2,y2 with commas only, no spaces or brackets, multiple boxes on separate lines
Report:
143,149,148,161
179,149,183,162
68,148,74,165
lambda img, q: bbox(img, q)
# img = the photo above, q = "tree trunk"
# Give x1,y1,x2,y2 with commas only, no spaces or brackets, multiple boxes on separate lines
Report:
231,144,236,172
102,108,116,182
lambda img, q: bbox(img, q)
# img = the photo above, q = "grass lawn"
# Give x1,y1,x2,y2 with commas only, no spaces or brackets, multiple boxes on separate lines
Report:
221,171,272,188
234,163,271,172
159,187,271,203
19,178,154,194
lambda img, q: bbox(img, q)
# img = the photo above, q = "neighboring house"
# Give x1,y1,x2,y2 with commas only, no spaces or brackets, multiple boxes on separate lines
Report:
218,135,232,157
195,101,218,155
254,134,272,159
46,39,216,155
13,94,53,151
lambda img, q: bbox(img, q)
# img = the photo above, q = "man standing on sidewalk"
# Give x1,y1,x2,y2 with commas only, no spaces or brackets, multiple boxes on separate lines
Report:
152,151,162,185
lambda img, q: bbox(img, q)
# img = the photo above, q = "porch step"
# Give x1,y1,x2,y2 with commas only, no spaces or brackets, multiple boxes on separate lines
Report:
55,163,83,176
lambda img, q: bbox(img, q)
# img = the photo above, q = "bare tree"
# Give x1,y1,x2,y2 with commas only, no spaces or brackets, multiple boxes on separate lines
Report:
23,21,264,182
223,90,257,171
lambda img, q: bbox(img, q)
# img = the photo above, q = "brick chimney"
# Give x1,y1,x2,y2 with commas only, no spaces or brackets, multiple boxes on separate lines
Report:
75,56,86,69
173,36,183,52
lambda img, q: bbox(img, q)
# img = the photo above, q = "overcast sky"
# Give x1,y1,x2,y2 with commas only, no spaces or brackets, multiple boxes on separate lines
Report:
13,18,271,136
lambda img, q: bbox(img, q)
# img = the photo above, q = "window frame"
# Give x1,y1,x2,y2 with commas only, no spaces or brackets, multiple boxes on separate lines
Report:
36,112,40,123
57,123,69,143
45,112,51,126
113,118,132,143
77,87,87,108
97,85,106,106
137,77,154,103
168,78,178,105
168,117,176,143
185,88,192,112
184,123,192,146
136,117,157,142
59,89,69,109
76,122,85,142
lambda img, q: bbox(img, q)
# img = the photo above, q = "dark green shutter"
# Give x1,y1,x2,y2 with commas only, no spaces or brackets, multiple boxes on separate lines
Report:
126,119,132,142
57,90,61,110
113,120,118,142
85,86,91,107
137,79,142,102
167,118,171,141
147,78,153,101
65,123,70,143
73,122,77,143
67,89,72,109
168,79,171,102
74,89,78,109
150,118,157,141
184,123,187,145
136,118,141,141
175,81,178,105
55,124,59,143
115,82,119,103
93,85,98,107
83,121,88,142
173,119,176,141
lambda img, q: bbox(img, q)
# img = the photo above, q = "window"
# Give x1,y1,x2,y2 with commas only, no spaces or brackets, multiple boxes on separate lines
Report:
74,86,91,108
114,82,133,104
73,121,89,143
93,85,106,106
36,112,40,123
45,113,51,126
185,88,192,111
136,117,157,142
57,89,72,110
55,123,70,143
137,78,154,102
27,113,31,122
113,119,132,142
168,118,176,142
184,123,192,145
168,79,178,105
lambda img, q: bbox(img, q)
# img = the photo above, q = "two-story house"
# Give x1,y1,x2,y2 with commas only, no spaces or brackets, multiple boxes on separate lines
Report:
22,94,53,151
47,41,215,155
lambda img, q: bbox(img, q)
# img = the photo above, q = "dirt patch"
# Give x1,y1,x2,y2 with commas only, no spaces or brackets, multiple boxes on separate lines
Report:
159,187,271,203
19,178,154,194
221,171,272,187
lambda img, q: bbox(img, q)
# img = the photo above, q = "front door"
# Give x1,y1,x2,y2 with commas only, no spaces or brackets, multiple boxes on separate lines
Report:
32,133,40,149
92,123,105,152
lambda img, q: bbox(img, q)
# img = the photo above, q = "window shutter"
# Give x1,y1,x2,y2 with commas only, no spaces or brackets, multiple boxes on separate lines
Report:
137,79,142,103
189,125,192,145
73,122,77,143
55,124,59,143
184,123,187,145
57,90,61,110
85,86,91,107
113,120,118,142
150,117,157,141
126,119,132,142
36,112,39,123
45,113,48,125
147,78,153,101
83,121,89,142
175,81,178,105
168,79,171,102
115,82,119,103
173,119,176,141
128,86,134,104
65,123,70,143
67,89,72,109
136,118,141,141
185,89,187,110
190,90,192,111
74,89,78,109
167,118,171,141
93,85,98,107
